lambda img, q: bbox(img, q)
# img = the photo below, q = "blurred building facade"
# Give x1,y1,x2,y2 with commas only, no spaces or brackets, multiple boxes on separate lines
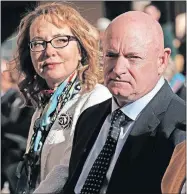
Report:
1,1,186,60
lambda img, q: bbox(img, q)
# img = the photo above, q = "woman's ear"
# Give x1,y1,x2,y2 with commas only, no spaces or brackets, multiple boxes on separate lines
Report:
77,42,88,66
77,43,82,61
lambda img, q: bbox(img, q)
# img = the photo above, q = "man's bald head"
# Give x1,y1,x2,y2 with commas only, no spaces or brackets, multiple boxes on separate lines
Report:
104,11,164,55
102,11,171,106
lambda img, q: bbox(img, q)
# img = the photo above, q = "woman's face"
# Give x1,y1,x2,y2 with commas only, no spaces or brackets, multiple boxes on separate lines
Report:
29,17,81,88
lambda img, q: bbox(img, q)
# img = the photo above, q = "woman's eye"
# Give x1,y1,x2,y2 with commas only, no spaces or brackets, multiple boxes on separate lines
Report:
57,38,68,42
33,42,43,47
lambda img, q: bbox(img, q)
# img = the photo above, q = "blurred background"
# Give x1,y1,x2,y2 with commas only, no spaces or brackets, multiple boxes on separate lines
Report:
1,1,186,193
1,1,186,55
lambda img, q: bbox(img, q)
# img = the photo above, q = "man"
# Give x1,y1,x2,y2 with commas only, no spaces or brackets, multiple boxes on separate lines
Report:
62,11,186,194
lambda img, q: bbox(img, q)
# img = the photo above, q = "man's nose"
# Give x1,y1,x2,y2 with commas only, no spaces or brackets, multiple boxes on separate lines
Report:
112,56,129,75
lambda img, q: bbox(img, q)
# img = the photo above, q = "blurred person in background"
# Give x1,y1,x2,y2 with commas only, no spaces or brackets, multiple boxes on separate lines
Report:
1,59,34,194
13,2,111,194
1,59,17,96
96,17,111,83
144,4,186,101
96,17,111,46
163,57,186,101
143,3,178,60
175,12,186,76
174,12,186,101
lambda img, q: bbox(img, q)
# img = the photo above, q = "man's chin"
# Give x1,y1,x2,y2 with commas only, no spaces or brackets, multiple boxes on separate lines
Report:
112,93,134,106
110,89,130,98
109,85,128,95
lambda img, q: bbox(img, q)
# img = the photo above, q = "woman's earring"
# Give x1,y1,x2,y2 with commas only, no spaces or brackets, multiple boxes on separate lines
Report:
77,60,82,70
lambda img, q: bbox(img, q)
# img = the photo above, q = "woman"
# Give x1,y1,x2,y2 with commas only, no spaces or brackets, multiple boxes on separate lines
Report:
13,2,111,193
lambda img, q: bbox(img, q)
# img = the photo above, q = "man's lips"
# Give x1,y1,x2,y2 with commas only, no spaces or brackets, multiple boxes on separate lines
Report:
110,79,124,82
109,79,131,84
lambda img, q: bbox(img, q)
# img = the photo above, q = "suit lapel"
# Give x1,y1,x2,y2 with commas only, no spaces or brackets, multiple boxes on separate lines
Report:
128,106,160,161
129,82,174,159
67,99,112,187
81,99,112,157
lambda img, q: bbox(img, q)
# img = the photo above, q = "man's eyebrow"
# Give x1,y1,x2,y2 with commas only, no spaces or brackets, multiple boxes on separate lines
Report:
106,50,119,54
125,52,145,59
126,52,140,55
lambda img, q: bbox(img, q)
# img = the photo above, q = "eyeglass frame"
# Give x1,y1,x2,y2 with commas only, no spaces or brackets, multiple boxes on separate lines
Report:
28,35,78,52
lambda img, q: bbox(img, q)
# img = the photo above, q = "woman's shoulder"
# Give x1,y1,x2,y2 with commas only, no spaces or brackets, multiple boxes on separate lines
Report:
79,84,111,111
85,84,112,101
90,83,112,96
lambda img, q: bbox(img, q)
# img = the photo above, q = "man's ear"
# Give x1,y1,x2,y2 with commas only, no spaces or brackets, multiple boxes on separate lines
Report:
158,48,171,75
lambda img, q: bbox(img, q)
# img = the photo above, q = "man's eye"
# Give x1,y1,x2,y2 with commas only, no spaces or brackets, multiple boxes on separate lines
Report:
105,52,118,58
127,55,141,59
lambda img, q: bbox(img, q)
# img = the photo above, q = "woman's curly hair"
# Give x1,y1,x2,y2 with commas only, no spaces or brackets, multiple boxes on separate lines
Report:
10,2,102,108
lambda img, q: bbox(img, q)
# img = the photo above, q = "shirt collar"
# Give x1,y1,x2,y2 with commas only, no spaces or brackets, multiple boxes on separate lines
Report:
112,76,165,121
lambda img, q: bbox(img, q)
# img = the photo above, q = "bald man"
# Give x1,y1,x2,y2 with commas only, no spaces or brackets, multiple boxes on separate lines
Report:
62,11,186,194
58,11,186,194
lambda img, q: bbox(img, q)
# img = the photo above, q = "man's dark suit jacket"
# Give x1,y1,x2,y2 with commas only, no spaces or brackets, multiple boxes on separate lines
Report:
63,82,186,194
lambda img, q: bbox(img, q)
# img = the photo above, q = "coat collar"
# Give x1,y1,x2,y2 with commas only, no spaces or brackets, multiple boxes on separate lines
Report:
130,81,174,136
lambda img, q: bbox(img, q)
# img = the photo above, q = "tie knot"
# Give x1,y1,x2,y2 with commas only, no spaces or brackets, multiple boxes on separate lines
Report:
111,109,124,125
111,109,131,127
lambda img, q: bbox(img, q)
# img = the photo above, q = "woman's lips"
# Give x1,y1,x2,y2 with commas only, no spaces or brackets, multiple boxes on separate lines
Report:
43,63,61,69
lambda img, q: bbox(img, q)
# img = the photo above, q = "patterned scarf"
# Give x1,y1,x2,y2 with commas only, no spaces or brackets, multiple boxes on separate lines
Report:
32,71,79,152
18,71,81,191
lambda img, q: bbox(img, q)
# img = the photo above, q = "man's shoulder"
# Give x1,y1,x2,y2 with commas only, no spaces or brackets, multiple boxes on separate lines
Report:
157,81,185,115
161,94,186,145
167,92,186,115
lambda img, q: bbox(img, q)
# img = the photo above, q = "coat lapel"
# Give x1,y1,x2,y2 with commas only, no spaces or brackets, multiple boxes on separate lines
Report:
127,81,174,161
67,99,112,187
80,99,112,157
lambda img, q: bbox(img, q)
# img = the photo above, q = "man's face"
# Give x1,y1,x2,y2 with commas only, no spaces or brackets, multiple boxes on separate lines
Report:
103,25,161,106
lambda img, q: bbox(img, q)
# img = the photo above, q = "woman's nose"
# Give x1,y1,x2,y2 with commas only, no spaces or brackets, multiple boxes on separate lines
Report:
44,43,56,57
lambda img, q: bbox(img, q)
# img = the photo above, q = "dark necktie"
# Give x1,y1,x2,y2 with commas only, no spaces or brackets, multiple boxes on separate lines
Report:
81,109,129,194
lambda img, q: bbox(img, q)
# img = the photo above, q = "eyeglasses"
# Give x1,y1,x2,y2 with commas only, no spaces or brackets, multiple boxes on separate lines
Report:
29,35,78,52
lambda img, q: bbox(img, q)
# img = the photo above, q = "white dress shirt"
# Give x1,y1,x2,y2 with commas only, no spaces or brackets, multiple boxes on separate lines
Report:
75,77,165,193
